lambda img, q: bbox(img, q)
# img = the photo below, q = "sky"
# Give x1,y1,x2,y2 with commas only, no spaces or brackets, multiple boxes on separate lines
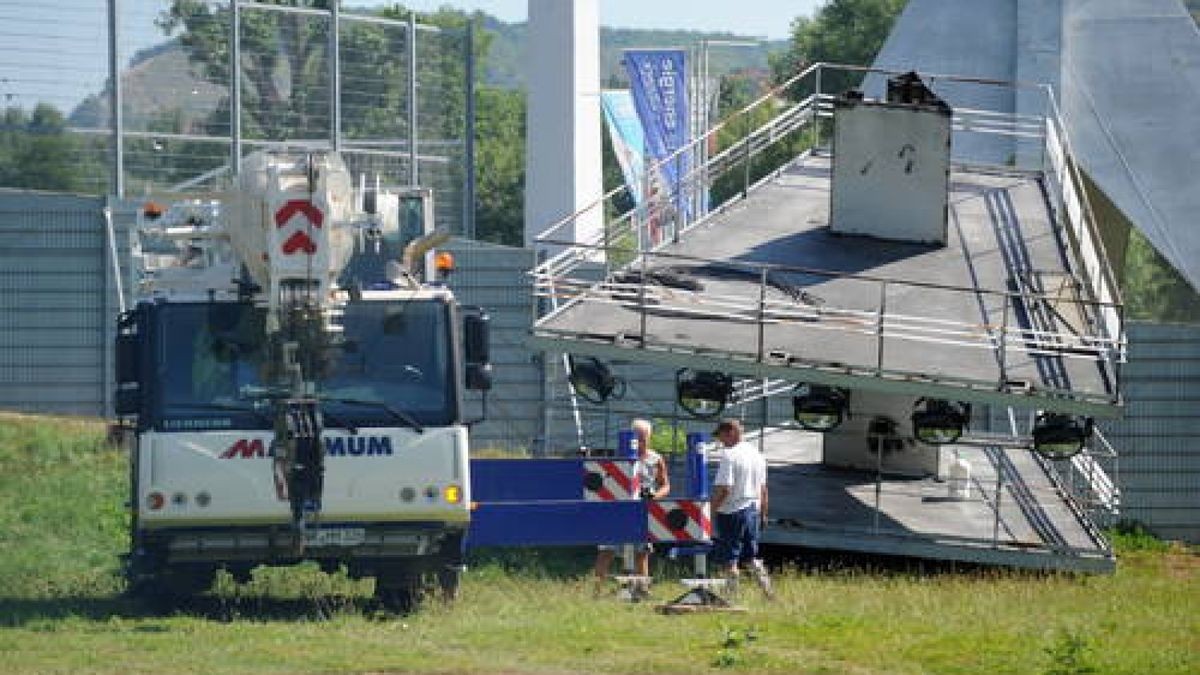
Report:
399,0,825,40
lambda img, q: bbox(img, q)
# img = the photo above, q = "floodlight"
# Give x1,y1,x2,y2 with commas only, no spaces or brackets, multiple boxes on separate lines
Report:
1032,413,1093,460
911,399,971,445
567,356,623,404
792,384,849,432
676,369,733,419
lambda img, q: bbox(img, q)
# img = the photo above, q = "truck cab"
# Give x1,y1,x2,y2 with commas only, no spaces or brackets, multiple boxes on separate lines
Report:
115,151,490,609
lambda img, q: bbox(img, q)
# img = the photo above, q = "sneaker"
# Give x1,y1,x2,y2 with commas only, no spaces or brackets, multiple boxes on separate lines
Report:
751,560,775,600
723,573,740,599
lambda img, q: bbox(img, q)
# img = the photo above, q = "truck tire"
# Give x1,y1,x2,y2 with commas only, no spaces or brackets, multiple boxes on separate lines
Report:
436,565,461,602
131,568,215,614
373,574,422,614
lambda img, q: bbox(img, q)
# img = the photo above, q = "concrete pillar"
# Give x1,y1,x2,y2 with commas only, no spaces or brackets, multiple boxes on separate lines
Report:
822,390,941,478
524,0,604,252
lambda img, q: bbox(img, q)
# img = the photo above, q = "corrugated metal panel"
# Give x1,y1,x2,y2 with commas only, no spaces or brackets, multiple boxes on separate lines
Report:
0,191,123,417
445,239,543,453
1100,321,1200,542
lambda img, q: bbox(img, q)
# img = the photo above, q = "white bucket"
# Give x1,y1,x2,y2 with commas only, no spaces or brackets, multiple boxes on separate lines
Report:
948,456,971,500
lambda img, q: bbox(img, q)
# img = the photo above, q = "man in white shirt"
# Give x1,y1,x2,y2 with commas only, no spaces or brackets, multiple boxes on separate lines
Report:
710,418,772,597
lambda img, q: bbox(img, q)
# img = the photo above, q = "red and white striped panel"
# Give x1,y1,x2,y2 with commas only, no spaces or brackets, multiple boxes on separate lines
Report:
582,460,639,501
647,499,712,543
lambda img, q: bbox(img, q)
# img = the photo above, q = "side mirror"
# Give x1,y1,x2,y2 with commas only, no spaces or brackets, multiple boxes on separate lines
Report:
115,312,141,416
462,307,492,391
463,308,491,365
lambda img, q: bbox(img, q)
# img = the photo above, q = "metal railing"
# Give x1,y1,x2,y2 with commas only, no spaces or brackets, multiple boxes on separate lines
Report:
530,62,1126,409
747,425,1115,565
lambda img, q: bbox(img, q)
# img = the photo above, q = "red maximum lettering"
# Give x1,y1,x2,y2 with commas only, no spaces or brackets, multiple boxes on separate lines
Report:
219,439,266,459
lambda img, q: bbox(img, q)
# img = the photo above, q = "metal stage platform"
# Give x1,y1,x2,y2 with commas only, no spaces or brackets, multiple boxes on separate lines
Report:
752,427,1113,572
527,65,1123,572
531,151,1121,417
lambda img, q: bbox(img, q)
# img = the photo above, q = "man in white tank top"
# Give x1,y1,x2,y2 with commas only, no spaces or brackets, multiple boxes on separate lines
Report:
594,418,671,591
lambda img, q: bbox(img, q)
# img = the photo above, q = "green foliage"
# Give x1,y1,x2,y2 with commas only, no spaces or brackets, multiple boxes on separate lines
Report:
479,17,777,91
708,93,807,207
1,413,1199,673
713,624,764,668
1121,228,1200,324
0,105,105,193
772,0,908,95
1107,520,1172,554
473,85,525,245
1043,628,1099,675
0,415,126,600
647,418,689,455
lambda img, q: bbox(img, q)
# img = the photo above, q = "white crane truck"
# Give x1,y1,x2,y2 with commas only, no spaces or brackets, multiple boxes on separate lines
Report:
114,151,491,610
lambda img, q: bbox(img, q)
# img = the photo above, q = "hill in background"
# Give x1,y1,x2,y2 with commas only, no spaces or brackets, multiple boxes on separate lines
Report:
70,10,783,128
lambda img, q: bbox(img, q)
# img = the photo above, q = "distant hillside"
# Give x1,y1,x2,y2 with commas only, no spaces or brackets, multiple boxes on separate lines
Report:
70,41,225,130
480,14,784,89
70,12,785,125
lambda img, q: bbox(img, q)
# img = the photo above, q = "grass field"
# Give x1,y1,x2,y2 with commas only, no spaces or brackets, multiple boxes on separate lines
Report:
0,413,1196,674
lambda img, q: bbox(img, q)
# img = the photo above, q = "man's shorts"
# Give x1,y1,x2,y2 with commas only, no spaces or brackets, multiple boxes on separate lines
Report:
713,505,760,566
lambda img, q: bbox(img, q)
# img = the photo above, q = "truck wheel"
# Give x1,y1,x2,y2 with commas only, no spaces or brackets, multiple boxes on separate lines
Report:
132,569,214,614
374,575,422,614
436,565,462,602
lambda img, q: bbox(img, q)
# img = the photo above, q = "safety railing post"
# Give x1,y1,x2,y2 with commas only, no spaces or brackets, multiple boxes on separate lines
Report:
638,249,649,346
876,281,887,374
873,434,883,533
686,433,710,500
999,292,1010,387
757,266,768,361
992,450,1005,546
742,112,752,198
675,152,684,239
812,64,823,151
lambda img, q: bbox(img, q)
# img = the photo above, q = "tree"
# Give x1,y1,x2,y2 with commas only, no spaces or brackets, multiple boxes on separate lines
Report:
771,0,908,96
157,2,507,240
707,73,796,206
0,104,102,193
1122,229,1200,324
473,86,525,245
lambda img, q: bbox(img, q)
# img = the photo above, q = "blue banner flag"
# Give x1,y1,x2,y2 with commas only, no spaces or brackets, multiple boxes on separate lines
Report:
600,90,647,204
623,49,690,239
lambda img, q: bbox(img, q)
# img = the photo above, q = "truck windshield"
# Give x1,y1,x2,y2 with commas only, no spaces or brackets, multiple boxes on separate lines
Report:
155,300,456,430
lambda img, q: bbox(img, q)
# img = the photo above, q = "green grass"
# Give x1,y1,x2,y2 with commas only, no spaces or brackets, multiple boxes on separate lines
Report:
1,413,1197,674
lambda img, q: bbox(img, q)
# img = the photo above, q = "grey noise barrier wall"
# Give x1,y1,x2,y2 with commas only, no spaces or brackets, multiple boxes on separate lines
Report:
1,193,1196,542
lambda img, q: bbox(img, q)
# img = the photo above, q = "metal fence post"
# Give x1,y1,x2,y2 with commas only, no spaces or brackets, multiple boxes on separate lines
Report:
108,0,124,198
330,0,341,151
464,20,476,239
230,0,242,175
408,12,419,186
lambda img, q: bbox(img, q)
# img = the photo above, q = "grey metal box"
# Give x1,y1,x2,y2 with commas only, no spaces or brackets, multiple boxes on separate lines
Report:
830,100,952,245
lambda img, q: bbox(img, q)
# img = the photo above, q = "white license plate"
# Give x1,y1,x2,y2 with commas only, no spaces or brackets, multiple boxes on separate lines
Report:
303,527,366,547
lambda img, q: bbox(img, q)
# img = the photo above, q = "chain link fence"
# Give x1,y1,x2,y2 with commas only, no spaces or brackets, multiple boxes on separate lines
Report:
0,0,472,235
